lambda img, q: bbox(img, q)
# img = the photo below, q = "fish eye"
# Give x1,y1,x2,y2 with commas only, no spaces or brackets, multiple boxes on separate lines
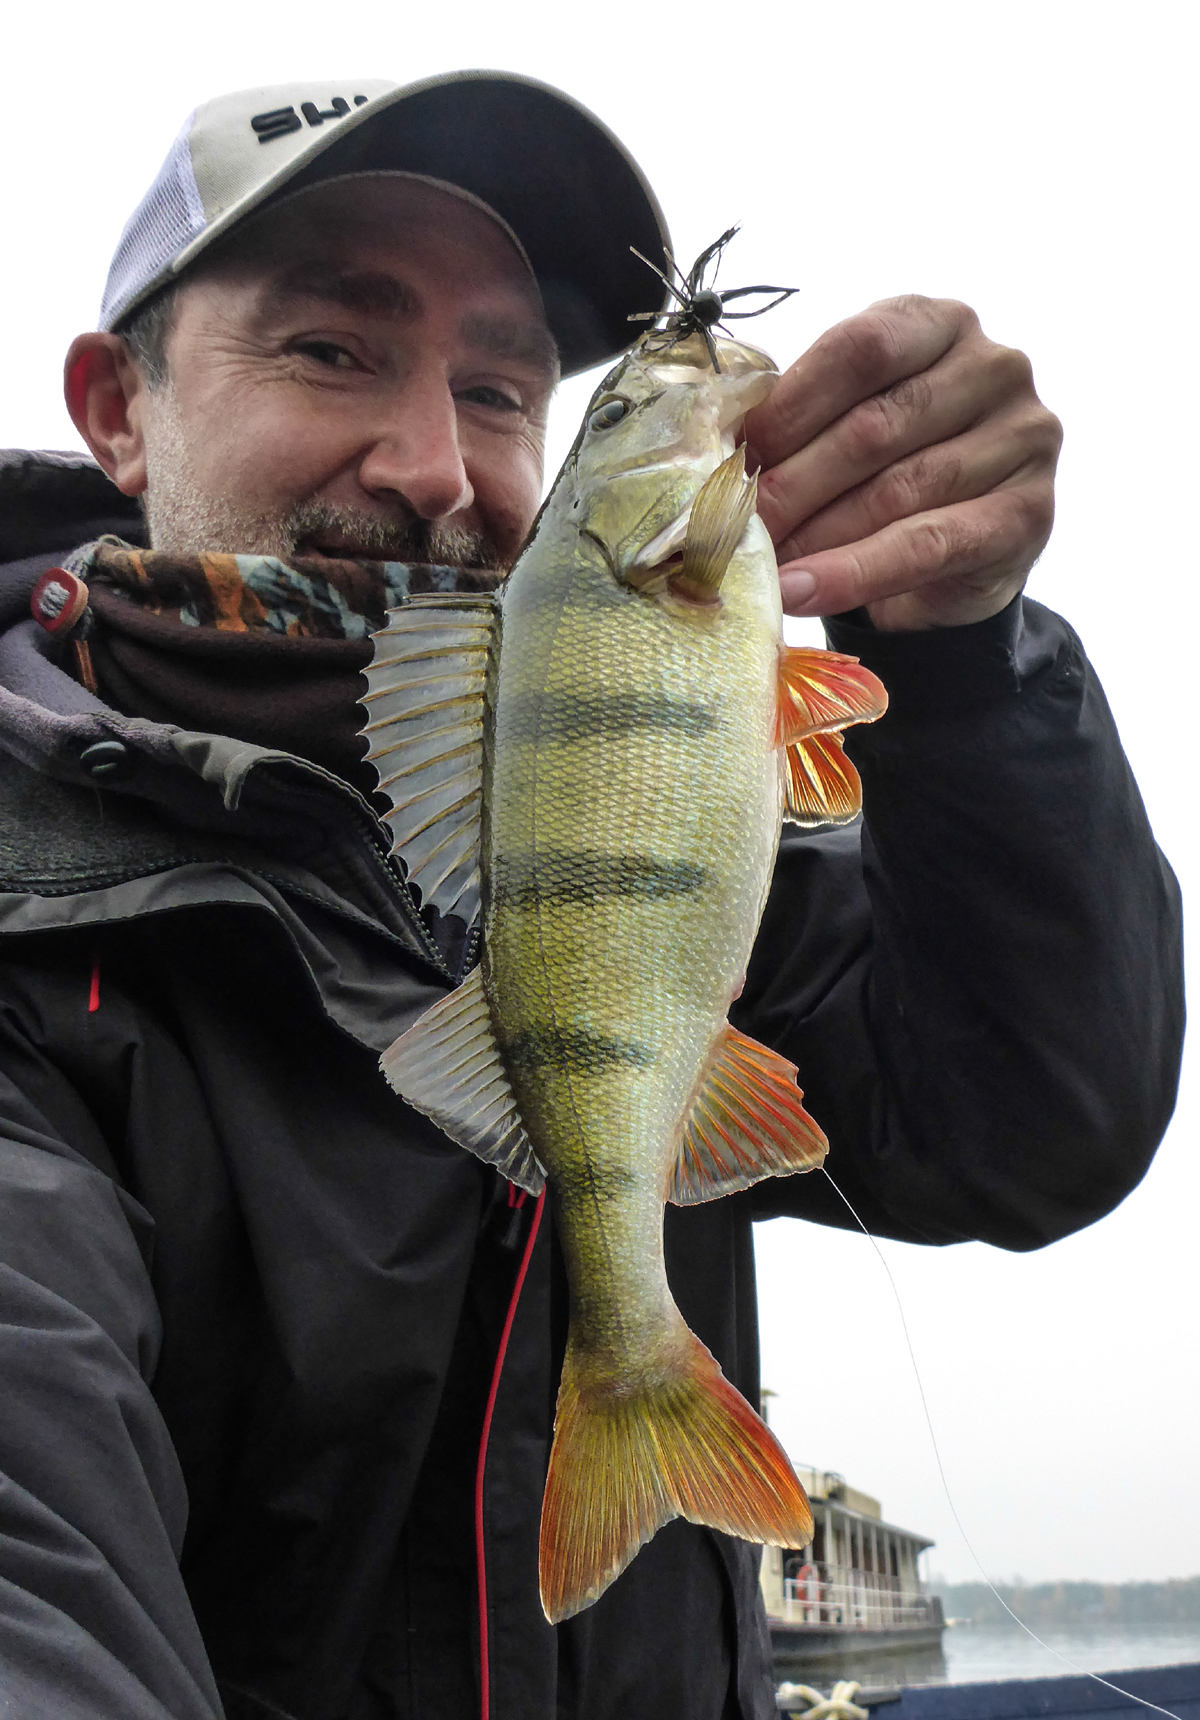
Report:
588,397,630,432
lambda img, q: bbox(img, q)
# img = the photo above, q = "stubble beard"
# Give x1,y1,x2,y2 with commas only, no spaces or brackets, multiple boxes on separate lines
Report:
140,384,504,569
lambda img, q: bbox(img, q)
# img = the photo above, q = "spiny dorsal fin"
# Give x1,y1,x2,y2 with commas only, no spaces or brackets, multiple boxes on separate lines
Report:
380,966,545,1196
783,730,864,826
676,447,758,599
775,647,888,746
668,1023,827,1204
360,594,498,923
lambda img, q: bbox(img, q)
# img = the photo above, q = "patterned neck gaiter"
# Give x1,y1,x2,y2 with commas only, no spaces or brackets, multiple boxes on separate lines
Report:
69,539,503,796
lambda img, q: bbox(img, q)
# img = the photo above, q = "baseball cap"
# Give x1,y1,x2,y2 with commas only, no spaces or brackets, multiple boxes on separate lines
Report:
99,70,672,377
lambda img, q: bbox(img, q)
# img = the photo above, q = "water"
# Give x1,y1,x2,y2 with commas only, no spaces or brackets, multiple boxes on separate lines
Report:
941,1623,1200,1685
776,1626,1200,1692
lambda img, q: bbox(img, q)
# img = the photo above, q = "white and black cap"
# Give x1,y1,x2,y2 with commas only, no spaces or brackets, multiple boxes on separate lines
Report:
99,70,672,377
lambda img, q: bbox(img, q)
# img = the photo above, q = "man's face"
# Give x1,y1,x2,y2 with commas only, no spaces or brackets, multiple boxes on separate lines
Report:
135,178,559,567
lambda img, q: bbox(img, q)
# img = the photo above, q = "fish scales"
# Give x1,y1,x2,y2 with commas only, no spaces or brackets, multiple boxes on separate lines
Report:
486,507,783,1377
366,326,889,1624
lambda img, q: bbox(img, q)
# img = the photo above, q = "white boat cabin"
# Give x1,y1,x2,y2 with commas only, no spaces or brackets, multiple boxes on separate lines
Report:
761,1469,936,1631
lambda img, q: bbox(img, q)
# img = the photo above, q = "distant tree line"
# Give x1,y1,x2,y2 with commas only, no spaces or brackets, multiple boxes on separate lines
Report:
936,1578,1200,1628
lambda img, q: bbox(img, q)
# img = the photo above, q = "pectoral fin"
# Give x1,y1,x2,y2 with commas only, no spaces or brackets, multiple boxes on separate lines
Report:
359,594,498,922
380,966,546,1196
784,730,864,826
675,448,758,600
775,646,888,746
668,1023,827,1205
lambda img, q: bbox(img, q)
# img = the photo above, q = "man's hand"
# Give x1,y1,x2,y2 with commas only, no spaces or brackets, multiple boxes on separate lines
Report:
742,296,1062,631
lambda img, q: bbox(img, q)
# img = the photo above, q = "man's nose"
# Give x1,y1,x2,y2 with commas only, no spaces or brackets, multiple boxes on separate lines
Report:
356,372,474,520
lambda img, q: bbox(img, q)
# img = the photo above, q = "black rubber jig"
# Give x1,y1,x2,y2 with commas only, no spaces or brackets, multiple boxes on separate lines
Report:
628,226,797,372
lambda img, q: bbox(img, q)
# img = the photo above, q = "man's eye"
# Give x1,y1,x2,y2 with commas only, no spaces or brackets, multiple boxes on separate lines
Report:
458,384,522,411
294,340,360,370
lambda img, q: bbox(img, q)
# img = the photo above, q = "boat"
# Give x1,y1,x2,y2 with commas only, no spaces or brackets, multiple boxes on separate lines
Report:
774,1659,1200,1718
761,1467,946,1681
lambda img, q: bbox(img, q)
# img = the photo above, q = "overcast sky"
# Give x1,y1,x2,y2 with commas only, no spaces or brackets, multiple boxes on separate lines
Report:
4,0,1195,1590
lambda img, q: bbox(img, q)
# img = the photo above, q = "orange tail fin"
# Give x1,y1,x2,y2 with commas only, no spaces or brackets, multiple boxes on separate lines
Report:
538,1325,812,1622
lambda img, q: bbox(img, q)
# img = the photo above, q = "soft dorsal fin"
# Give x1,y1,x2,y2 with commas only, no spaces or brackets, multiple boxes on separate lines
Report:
380,965,546,1196
668,1023,827,1204
783,730,864,826
775,646,888,746
360,595,498,923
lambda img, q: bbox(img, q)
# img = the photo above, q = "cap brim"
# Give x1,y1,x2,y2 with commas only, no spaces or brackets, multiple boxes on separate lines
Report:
173,70,672,377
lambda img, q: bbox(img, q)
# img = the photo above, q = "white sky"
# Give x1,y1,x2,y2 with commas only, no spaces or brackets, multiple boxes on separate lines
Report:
4,0,1195,1588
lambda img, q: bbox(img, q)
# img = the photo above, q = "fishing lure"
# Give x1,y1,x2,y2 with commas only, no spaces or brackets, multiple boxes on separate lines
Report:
628,224,797,370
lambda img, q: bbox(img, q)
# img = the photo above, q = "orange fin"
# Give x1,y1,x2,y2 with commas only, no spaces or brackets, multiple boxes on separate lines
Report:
776,646,888,747
784,730,864,826
539,1324,812,1622
669,1024,827,1205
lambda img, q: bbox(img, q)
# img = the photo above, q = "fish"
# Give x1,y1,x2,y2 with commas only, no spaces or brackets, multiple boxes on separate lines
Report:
358,325,888,1624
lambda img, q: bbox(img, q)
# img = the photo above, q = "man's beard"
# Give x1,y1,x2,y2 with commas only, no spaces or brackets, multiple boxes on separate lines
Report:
140,386,504,569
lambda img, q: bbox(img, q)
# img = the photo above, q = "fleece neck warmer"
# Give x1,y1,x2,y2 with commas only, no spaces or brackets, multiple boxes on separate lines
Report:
71,540,502,797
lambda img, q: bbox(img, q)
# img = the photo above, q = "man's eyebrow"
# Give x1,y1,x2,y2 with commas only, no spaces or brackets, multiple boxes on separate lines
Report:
459,312,561,383
262,264,421,320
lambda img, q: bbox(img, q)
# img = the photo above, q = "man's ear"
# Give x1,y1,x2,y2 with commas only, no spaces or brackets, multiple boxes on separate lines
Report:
64,333,150,496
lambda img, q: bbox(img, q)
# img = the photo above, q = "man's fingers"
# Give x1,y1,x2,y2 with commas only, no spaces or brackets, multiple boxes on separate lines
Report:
778,483,1054,628
772,405,1061,565
743,295,976,474
749,293,1061,631
755,338,1040,550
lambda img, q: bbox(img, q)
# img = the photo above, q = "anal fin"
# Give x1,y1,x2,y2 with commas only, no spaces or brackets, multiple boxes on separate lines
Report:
669,1023,827,1205
381,966,545,1195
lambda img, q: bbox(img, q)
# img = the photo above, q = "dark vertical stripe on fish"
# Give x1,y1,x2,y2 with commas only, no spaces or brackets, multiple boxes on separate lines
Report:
501,1026,654,1072
499,693,717,742
552,1161,640,1200
492,852,709,907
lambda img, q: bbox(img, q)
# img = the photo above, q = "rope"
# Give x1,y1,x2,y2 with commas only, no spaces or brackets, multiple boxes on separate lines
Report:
777,1678,869,1718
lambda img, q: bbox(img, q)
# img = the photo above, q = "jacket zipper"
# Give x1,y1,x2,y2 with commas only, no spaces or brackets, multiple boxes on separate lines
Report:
236,761,457,984
344,802,468,984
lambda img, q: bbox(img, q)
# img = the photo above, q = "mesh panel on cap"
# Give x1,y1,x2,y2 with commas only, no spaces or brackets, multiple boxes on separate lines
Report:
100,117,207,330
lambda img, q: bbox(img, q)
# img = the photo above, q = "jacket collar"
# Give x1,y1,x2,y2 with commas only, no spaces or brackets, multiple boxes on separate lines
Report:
0,454,389,887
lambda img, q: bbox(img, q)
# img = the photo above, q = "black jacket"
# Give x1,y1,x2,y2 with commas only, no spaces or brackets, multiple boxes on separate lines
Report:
0,451,1184,1720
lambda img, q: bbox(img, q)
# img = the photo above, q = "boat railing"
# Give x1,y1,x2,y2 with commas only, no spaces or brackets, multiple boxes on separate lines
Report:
779,1563,934,1629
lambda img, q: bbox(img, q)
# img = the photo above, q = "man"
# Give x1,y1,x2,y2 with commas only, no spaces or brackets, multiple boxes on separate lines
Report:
0,71,1182,1720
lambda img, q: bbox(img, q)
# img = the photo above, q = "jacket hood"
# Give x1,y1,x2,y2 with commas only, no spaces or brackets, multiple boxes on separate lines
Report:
0,448,145,570
0,448,147,731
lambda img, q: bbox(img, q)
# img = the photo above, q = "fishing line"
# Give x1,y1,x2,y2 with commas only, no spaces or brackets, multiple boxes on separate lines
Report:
816,1166,1183,1720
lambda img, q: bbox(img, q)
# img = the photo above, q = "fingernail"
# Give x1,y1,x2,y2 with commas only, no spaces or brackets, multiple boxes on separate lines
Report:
781,570,818,611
